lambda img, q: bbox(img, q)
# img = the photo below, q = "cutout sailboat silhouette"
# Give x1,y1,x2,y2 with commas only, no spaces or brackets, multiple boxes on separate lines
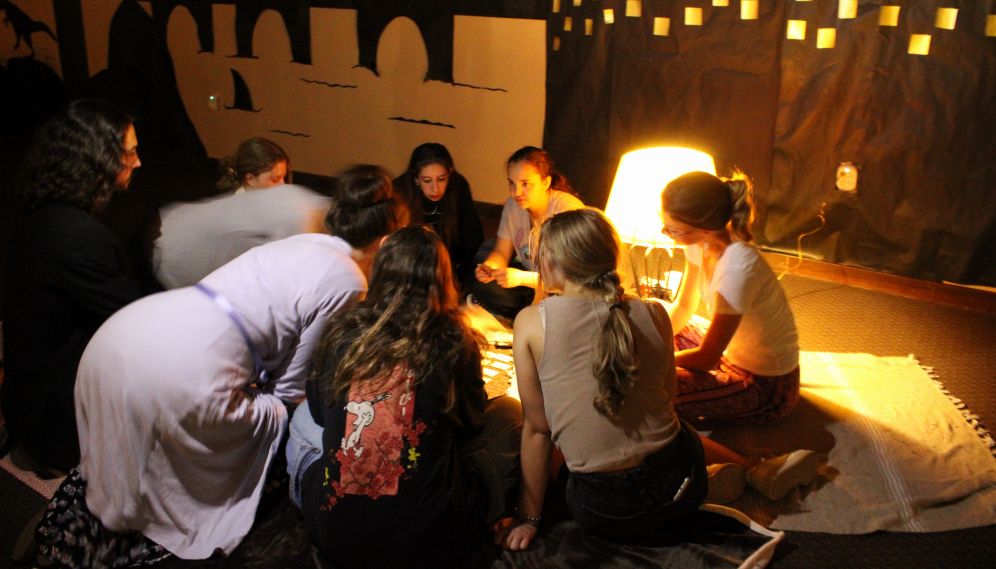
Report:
225,69,260,112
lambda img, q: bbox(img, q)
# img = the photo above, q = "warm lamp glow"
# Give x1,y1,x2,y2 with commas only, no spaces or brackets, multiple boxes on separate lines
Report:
604,147,716,248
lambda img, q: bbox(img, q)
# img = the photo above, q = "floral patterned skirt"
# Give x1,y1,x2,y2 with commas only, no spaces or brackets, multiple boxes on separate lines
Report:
673,320,800,426
36,466,172,568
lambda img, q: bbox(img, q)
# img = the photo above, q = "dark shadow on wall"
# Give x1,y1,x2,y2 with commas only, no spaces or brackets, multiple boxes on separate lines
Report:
0,57,73,318
82,0,206,157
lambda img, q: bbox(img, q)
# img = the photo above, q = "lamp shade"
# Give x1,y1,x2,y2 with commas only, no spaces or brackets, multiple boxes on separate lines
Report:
604,147,716,248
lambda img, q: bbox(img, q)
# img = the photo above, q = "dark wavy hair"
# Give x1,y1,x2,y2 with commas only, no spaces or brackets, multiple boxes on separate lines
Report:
325,164,410,249
506,146,575,196
398,143,459,248
16,99,134,213
216,137,290,192
310,225,486,409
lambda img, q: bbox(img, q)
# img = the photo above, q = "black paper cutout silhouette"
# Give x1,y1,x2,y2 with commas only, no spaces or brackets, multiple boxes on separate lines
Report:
141,1,545,85
301,77,357,88
388,116,454,129
150,0,214,53
226,68,260,111
1,0,58,56
233,1,311,64
356,0,454,82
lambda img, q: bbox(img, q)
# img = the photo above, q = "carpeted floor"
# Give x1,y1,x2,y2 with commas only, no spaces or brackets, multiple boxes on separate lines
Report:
3,156,996,567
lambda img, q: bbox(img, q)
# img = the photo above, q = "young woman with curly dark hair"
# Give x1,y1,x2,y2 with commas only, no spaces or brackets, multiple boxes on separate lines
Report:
2,99,143,473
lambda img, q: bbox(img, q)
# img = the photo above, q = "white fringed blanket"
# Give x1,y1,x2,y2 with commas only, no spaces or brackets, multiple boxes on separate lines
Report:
709,352,996,533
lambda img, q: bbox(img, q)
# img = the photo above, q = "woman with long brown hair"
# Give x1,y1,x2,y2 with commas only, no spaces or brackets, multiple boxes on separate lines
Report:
290,225,522,568
393,142,484,274
496,209,818,550
496,208,709,548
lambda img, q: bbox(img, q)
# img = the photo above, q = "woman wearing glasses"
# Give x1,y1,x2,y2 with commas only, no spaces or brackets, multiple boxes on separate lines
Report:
658,170,800,427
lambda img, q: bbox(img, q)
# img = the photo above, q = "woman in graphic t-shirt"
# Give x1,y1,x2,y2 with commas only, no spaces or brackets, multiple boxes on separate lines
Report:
290,226,522,569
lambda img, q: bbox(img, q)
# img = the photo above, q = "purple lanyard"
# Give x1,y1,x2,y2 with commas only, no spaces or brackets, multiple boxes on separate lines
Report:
194,283,269,385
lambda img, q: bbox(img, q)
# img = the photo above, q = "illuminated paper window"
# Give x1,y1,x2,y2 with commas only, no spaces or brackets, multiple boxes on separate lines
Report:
817,28,836,48
553,0,561,14
604,9,615,24
714,0,729,6
787,20,806,40
626,1,642,18
879,6,900,27
654,17,671,36
908,34,930,55
564,16,573,31
839,0,857,19
552,36,561,50
742,1,759,20
987,15,996,37
935,8,957,30
574,0,582,6
585,19,593,35
686,8,703,25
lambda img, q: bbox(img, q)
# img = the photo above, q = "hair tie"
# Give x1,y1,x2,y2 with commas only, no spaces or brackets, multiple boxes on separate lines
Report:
609,303,623,311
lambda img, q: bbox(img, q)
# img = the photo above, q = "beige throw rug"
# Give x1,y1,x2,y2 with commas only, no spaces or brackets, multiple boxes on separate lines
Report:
708,352,996,534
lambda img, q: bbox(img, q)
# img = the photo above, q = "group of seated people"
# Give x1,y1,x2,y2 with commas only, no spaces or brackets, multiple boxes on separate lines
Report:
1,100,818,568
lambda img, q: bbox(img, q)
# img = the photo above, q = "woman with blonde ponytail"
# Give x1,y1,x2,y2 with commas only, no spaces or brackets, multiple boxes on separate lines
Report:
496,208,710,549
660,170,801,425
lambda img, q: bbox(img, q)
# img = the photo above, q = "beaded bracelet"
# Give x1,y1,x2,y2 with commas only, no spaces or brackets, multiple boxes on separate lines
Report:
515,508,541,527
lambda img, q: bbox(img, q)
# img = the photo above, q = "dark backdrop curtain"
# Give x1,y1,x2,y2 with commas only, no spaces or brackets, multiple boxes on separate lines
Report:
543,0,996,287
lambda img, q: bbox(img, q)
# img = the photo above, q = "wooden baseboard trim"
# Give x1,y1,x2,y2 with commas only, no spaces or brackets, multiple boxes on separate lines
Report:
761,251,996,314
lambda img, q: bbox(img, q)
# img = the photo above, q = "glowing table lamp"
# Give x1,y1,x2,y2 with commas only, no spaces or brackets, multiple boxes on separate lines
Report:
604,147,716,299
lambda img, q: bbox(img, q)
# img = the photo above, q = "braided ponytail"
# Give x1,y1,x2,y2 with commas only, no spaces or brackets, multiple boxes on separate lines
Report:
591,269,637,419
537,208,637,421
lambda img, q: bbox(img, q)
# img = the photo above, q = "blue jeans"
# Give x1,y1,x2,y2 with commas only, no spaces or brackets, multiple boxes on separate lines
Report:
286,396,523,519
286,403,324,508
565,420,707,542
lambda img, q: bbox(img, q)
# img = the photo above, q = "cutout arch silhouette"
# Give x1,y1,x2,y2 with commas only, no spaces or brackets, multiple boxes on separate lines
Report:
151,0,311,64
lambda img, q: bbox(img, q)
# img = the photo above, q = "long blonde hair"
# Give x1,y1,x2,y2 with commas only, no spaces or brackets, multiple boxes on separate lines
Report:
537,208,636,420
661,170,754,242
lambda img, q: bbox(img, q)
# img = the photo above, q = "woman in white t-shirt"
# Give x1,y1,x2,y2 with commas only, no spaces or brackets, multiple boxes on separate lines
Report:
467,146,584,320
660,170,800,425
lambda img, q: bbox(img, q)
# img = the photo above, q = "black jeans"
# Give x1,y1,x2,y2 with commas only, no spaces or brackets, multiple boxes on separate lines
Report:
565,420,708,542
